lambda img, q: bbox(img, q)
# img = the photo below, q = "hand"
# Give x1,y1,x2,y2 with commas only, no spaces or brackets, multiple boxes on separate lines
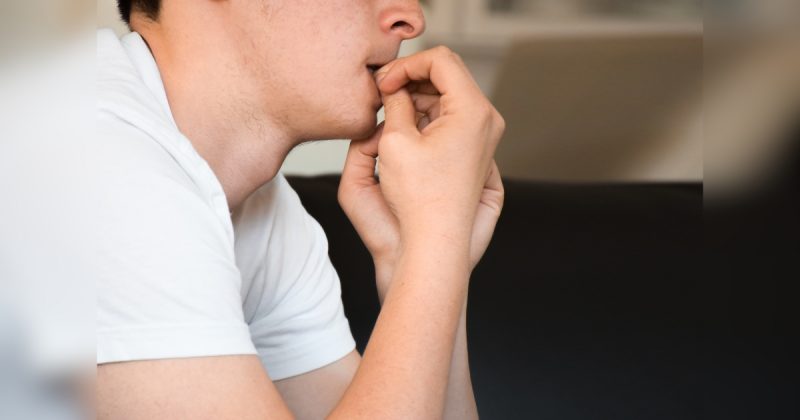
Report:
338,127,504,300
337,47,505,300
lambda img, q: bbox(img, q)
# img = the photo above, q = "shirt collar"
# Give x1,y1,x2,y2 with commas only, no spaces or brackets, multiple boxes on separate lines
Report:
119,32,178,129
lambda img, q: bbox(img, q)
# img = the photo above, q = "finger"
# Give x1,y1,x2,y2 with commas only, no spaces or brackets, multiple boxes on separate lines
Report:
416,114,431,131
481,160,504,211
470,161,504,265
381,88,418,134
376,47,481,100
411,93,442,121
415,111,426,126
341,123,384,189
407,81,439,95
484,160,503,194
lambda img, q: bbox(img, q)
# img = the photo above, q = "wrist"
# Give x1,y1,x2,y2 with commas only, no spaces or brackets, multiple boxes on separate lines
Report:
398,203,475,242
374,258,395,305
372,228,473,306
400,223,472,252
397,240,472,281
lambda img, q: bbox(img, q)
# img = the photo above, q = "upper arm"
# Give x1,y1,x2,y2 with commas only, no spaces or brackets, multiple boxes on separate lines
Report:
97,355,293,420
274,350,361,420
95,165,255,364
97,350,361,420
93,123,276,417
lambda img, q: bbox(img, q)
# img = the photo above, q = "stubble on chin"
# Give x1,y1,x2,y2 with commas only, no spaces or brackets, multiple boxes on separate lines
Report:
320,110,379,141
351,114,381,140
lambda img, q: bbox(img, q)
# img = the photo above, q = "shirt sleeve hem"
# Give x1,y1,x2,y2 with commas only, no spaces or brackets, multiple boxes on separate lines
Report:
259,321,357,381
97,323,257,364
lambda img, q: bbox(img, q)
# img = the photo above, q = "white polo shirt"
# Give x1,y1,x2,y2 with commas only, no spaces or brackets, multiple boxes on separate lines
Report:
96,29,355,380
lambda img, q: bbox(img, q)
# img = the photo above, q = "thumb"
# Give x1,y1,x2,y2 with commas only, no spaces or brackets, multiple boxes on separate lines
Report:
341,123,384,190
381,88,417,134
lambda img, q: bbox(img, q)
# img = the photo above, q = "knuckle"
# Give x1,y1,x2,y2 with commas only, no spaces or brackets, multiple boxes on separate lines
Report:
476,103,505,140
493,111,506,134
383,99,403,113
434,45,463,63
478,102,495,124
451,51,466,66
434,45,452,57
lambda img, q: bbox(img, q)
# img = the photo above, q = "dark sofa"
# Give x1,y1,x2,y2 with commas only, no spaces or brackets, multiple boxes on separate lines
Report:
287,176,703,420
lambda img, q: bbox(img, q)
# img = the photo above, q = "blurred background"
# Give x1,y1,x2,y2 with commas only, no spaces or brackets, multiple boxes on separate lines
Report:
1,1,799,419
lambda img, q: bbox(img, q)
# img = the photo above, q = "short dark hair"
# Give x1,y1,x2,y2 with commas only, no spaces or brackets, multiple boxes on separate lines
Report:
117,0,161,24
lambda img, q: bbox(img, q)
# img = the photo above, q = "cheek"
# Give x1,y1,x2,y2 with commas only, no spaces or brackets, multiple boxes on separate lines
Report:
309,57,372,106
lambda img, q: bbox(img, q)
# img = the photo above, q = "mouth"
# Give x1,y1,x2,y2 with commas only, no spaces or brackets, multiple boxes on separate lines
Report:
366,61,391,109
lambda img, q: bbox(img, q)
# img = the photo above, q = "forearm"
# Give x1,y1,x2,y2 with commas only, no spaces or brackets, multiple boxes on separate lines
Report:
443,296,479,420
329,243,470,419
374,262,478,420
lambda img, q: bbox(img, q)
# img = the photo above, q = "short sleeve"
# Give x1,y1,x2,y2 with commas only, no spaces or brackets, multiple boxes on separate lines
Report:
95,116,256,364
233,175,356,380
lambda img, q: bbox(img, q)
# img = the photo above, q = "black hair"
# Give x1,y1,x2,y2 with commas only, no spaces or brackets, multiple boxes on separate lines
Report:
117,0,161,24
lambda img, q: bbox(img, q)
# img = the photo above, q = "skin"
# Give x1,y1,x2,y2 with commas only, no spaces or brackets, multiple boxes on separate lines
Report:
136,0,423,208
97,1,505,419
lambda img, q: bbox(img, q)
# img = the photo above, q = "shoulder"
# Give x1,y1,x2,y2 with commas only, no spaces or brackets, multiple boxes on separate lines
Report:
233,174,332,283
91,116,234,266
95,28,230,234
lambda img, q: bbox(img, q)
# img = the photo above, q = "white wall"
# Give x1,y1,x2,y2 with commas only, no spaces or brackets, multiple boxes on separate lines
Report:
97,0,128,36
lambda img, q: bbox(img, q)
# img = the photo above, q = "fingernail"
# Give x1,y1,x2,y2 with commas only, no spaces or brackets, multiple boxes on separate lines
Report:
375,63,394,84
375,69,388,84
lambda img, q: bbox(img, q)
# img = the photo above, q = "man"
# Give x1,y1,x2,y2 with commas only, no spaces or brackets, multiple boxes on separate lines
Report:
97,0,505,418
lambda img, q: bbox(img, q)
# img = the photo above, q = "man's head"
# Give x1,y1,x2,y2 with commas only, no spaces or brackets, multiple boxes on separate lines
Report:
119,0,425,142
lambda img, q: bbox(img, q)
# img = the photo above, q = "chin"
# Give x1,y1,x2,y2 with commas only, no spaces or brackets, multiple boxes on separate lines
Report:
311,96,380,140
351,114,380,139
332,109,379,140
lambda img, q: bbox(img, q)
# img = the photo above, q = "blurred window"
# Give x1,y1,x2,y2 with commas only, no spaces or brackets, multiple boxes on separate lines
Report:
487,0,702,19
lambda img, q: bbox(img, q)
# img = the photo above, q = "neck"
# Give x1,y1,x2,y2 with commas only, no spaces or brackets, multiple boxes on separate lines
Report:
133,16,296,212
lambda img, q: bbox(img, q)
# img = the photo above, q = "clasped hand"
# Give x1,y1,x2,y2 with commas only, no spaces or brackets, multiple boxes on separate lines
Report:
338,46,505,302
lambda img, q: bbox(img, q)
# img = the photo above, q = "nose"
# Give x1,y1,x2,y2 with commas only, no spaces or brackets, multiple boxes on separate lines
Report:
380,1,426,40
